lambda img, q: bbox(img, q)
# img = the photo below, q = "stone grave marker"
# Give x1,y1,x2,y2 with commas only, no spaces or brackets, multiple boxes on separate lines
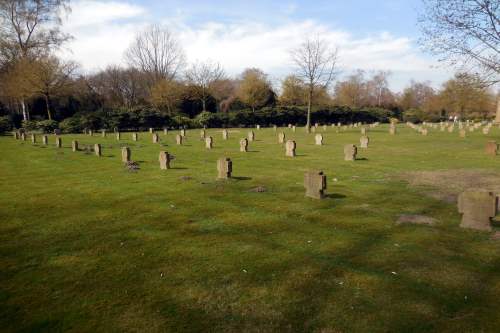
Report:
278,132,285,144
94,143,101,156
152,133,160,143
485,141,498,156
285,140,296,157
159,151,171,170
458,189,497,231
121,147,131,162
360,136,369,148
205,136,213,149
304,170,327,199
344,144,357,161
240,138,248,152
217,157,232,179
315,134,323,145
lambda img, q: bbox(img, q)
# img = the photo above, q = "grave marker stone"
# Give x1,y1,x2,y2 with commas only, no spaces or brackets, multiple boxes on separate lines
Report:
285,140,296,157
159,151,171,169
458,189,497,231
315,134,323,145
485,141,498,156
205,136,213,149
240,138,248,152
121,147,131,162
304,170,327,199
217,157,232,179
94,143,101,156
344,144,357,161
360,136,369,148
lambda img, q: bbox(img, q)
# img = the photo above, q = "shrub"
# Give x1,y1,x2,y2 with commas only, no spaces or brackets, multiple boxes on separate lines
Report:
59,117,84,133
36,120,59,133
21,120,38,131
0,116,13,134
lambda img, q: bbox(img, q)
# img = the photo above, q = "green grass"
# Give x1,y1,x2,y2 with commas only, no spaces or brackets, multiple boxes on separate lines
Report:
1,124,500,332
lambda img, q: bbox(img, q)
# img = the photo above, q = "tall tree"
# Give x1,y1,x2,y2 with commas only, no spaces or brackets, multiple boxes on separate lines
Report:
290,37,339,129
185,61,225,112
210,78,237,113
0,0,70,121
0,0,70,64
419,0,499,85
125,24,186,82
29,56,77,120
237,68,273,112
334,70,366,107
440,72,495,118
149,79,183,114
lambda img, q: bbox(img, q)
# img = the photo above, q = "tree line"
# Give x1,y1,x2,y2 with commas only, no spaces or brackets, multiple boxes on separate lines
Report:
0,0,498,133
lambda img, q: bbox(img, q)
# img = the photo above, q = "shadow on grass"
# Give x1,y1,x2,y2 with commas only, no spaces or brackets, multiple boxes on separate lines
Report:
325,193,346,199
232,176,252,181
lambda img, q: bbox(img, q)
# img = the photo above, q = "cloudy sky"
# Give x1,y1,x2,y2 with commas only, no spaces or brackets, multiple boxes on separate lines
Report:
59,0,454,92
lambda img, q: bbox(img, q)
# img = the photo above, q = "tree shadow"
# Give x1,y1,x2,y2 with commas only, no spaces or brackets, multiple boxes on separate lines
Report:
355,157,369,161
232,176,252,181
325,193,347,199
170,167,188,170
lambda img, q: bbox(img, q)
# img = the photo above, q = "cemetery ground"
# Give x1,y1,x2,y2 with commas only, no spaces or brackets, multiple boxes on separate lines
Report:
1,124,500,332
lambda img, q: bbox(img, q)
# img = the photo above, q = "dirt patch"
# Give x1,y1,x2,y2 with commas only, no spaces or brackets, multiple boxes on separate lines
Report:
396,214,437,226
249,186,267,193
400,169,500,204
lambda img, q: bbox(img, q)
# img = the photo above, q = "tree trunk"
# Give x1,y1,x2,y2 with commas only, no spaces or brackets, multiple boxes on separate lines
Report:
21,99,28,121
307,86,313,130
202,98,206,112
44,95,52,120
495,96,500,123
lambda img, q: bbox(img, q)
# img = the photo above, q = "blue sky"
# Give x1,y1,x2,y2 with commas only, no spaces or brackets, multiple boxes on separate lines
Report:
60,0,453,91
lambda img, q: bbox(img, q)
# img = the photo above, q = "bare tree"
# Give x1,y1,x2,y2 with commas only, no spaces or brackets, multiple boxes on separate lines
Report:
0,0,71,64
125,24,186,82
290,37,339,129
185,61,225,111
418,0,499,85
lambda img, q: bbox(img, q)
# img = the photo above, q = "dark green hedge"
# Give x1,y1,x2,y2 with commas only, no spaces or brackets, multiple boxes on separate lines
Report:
13,105,399,133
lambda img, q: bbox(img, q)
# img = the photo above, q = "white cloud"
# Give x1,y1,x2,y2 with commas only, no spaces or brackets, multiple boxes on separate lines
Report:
63,0,145,28
59,0,451,91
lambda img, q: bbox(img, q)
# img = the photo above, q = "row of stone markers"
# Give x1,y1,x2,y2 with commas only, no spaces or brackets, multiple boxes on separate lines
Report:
405,120,499,156
12,125,500,233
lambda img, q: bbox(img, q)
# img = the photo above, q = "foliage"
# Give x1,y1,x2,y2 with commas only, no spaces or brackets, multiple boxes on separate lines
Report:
35,119,58,133
0,116,13,133
59,116,84,133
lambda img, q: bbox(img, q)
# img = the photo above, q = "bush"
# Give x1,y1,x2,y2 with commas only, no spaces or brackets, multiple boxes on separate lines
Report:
36,120,59,133
21,120,38,131
0,116,13,134
195,111,218,128
59,117,84,133
172,115,196,128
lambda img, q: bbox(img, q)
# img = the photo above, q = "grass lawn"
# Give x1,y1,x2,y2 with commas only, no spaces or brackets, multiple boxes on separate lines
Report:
1,124,500,332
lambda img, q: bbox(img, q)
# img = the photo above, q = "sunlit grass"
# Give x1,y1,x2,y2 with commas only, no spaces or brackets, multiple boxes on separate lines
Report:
1,124,500,332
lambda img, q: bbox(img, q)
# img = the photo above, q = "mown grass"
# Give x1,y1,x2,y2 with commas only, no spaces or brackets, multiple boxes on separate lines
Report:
1,124,500,332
